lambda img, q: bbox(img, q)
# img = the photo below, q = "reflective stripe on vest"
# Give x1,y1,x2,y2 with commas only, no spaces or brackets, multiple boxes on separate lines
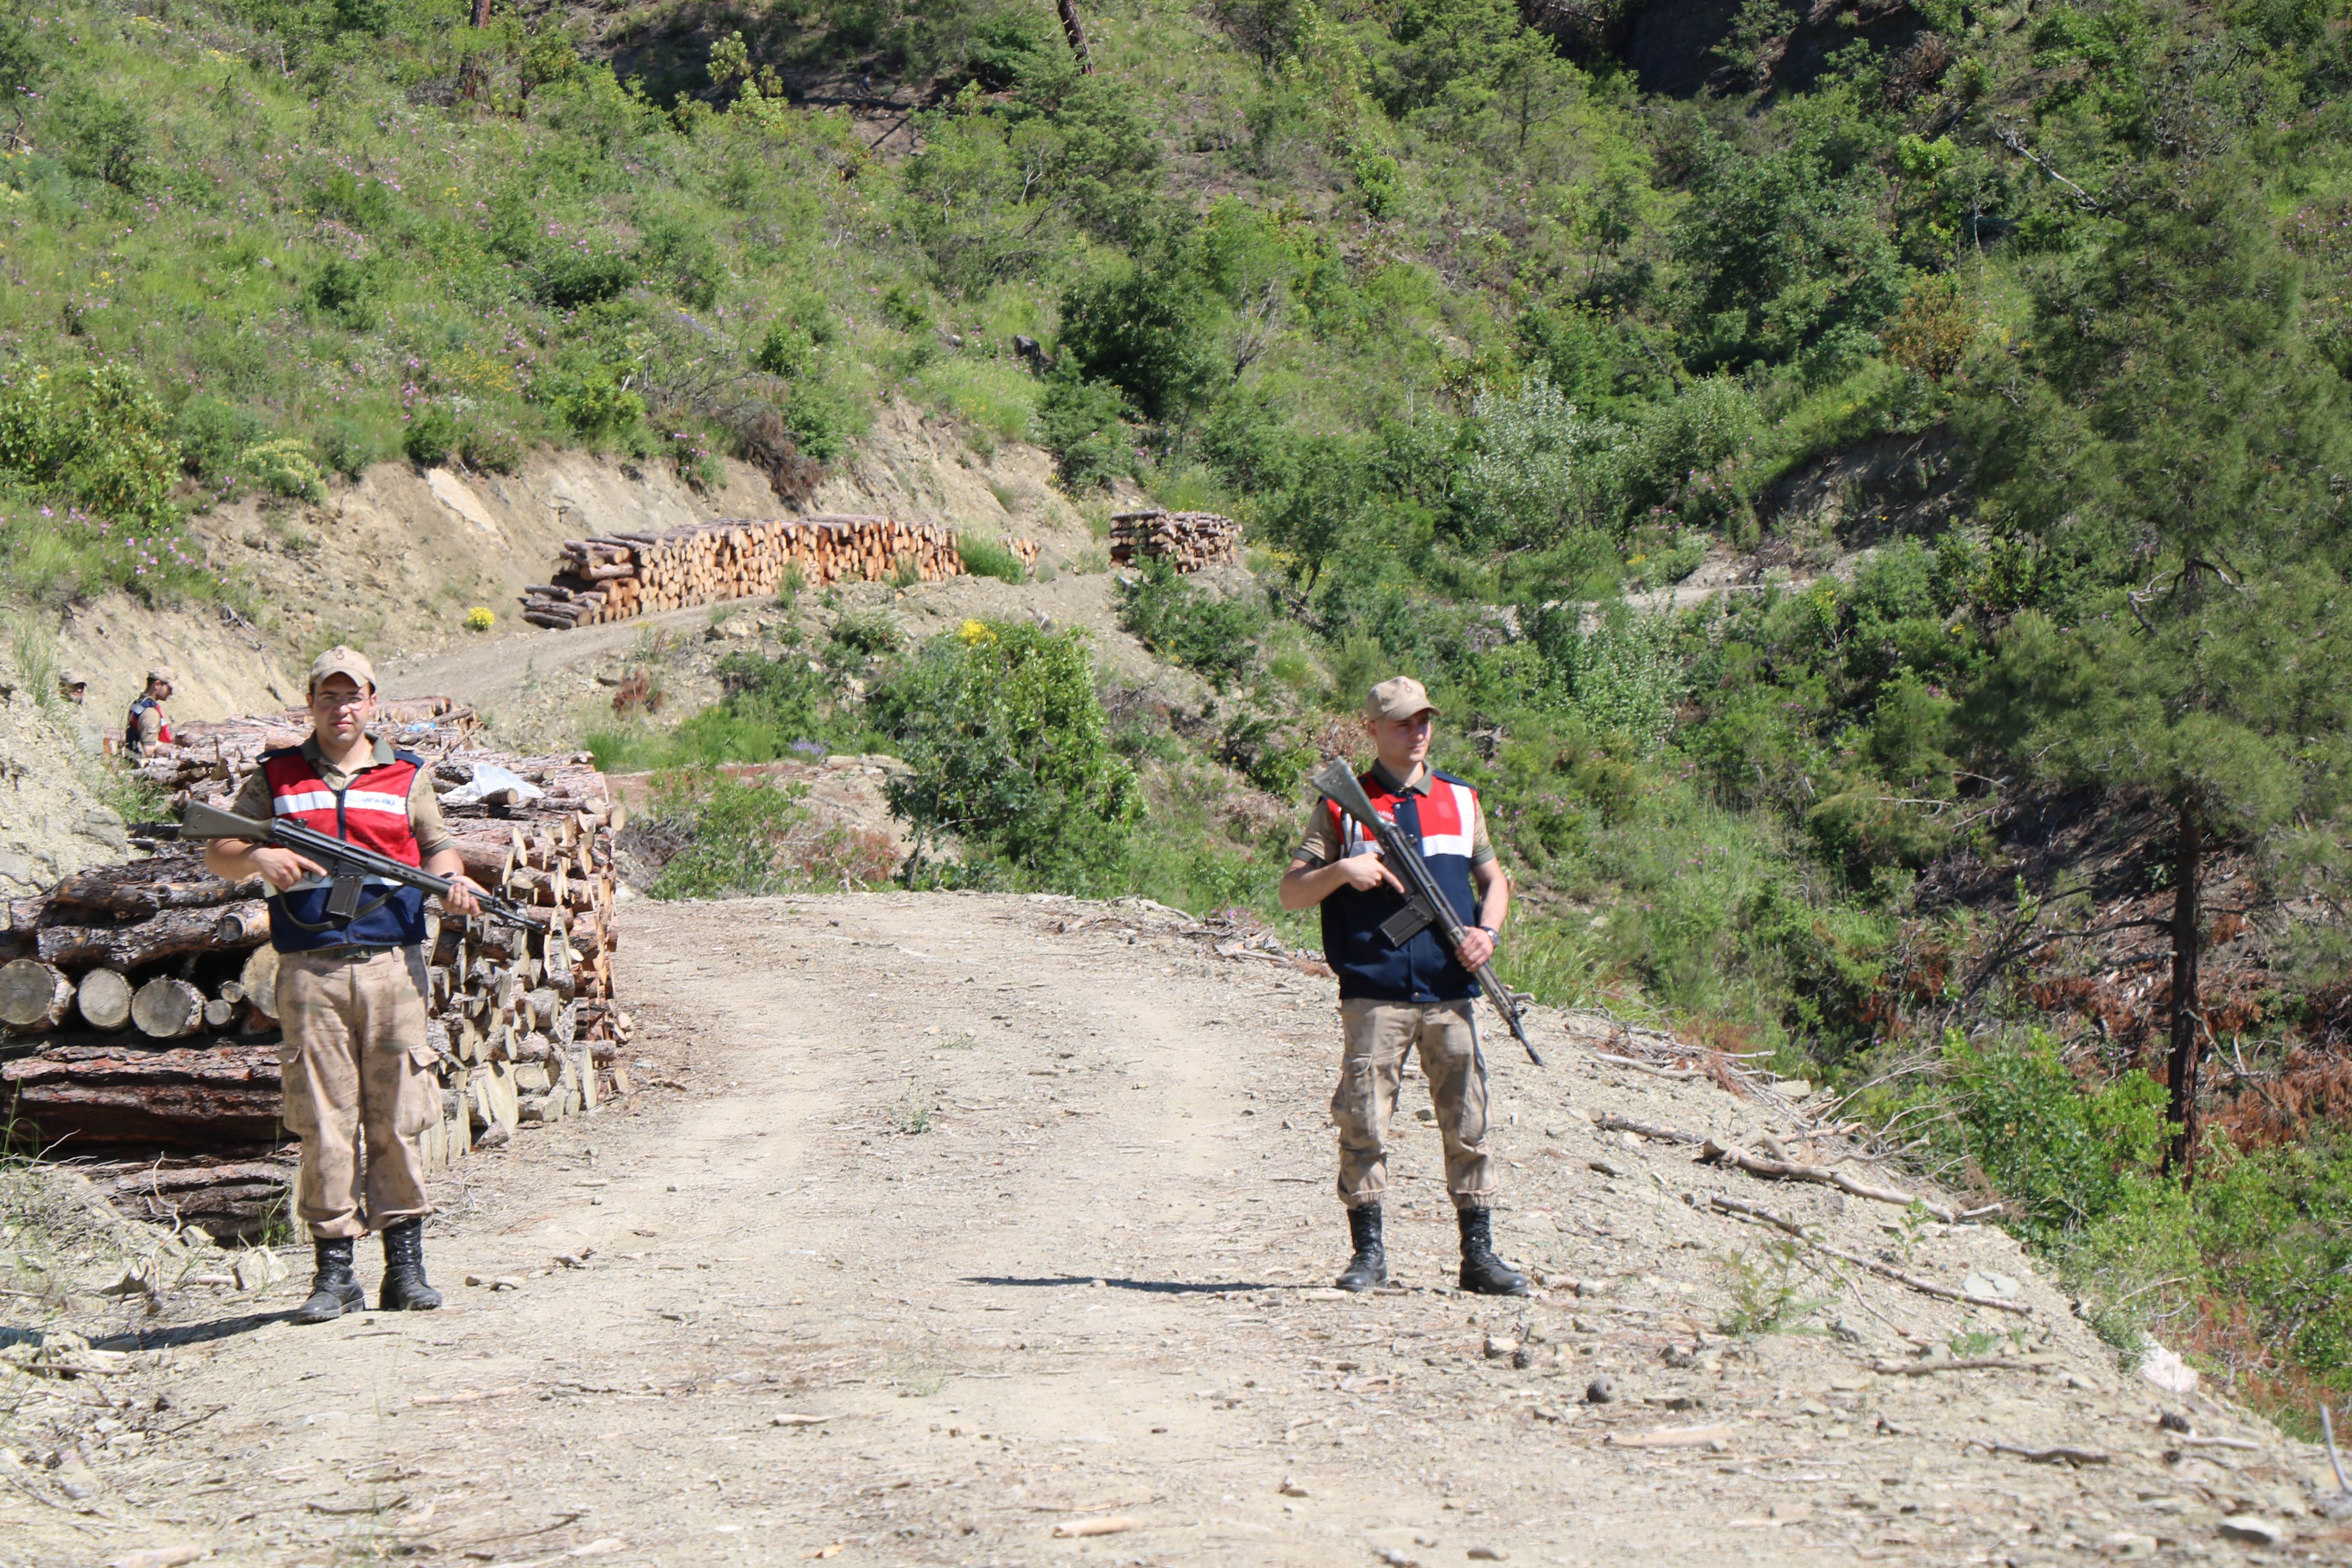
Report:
1317,769,1482,1003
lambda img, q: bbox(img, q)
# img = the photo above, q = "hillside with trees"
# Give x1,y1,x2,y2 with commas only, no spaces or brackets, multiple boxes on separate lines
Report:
8,0,2352,1425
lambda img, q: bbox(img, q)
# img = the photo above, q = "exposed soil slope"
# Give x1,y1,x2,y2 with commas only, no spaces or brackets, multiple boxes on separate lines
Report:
2,895,2338,1565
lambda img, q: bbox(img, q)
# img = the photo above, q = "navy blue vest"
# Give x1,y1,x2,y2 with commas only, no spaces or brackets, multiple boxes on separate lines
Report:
1318,769,1482,1003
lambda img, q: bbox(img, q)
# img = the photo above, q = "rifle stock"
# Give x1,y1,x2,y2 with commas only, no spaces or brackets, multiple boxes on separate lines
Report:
1310,759,1541,1066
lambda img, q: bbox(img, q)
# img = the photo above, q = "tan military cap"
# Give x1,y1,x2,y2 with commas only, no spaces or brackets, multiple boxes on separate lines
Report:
58,670,87,690
1365,676,1439,721
145,666,176,687
308,645,377,693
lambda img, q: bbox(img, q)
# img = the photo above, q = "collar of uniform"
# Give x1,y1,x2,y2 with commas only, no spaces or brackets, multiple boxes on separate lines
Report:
1369,760,1431,795
300,731,394,780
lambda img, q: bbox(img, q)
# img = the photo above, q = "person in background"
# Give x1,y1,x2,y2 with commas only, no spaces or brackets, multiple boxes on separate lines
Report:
125,667,174,757
59,670,88,706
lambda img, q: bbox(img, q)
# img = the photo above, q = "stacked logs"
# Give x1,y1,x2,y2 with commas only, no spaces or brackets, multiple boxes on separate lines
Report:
522,516,1035,630
1110,510,1243,573
130,698,479,803
0,725,632,1239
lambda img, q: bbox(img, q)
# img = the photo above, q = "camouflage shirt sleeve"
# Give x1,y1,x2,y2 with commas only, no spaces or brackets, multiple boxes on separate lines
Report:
1291,800,1341,866
408,768,452,861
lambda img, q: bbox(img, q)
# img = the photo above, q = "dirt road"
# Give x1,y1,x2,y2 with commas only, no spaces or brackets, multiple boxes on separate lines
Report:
5,894,2341,1566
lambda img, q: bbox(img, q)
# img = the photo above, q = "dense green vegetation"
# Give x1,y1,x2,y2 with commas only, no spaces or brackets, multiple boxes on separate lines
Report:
14,0,2352,1423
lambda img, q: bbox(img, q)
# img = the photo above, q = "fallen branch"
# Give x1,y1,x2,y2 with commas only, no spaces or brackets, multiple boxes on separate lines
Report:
410,1384,524,1406
1700,1138,1957,1222
1871,1356,2056,1376
1605,1423,1737,1449
1700,1192,2029,1314
1596,1053,1699,1081
1969,1439,2109,1466
1599,1114,1704,1145
2176,1434,2261,1452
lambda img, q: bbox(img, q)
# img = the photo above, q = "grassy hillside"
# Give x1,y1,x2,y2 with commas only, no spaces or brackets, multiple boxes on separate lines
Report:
13,0,2352,1421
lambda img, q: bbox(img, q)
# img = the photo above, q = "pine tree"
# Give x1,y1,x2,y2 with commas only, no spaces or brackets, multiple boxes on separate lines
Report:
1961,167,2352,1182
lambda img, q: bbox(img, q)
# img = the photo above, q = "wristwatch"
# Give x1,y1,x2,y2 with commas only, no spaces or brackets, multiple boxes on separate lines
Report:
1475,923,1499,938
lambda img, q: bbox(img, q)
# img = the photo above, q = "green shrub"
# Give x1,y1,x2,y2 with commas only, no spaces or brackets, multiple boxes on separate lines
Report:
642,770,899,897
403,404,460,467
0,362,181,527
320,419,381,479
1039,373,1132,492
55,89,143,189
1116,557,1265,690
957,532,1027,584
871,620,1141,889
238,438,327,502
305,257,380,330
783,377,864,464
176,396,271,482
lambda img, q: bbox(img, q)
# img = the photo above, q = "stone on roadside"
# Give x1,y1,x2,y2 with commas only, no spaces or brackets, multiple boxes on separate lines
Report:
1468,1549,1508,1561
1484,1334,1517,1360
2218,1517,2283,1547
1585,1374,1617,1405
1279,1475,1307,1497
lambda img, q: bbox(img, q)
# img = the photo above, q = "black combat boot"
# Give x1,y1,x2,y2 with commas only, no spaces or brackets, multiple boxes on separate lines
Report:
1336,1203,1387,1292
293,1236,366,1323
378,1218,444,1312
1456,1206,1529,1297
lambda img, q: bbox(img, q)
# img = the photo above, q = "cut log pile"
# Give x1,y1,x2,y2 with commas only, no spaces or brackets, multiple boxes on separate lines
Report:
521,516,1040,630
1110,510,1242,573
2,718,634,1240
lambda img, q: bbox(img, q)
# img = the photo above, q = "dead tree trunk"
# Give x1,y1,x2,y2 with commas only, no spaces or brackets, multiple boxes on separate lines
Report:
1056,0,1094,72
2163,796,2204,1184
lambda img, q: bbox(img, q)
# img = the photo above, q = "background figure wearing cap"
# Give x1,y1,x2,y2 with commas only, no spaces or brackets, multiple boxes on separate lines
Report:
59,671,104,757
124,668,174,757
202,646,486,1323
1279,677,1528,1297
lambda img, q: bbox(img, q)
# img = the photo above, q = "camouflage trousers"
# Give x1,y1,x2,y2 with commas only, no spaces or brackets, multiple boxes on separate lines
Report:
277,946,437,1239
1329,998,1495,1212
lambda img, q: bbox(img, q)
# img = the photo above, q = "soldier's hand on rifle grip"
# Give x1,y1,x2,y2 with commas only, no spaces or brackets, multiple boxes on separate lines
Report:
1457,924,1496,970
1335,847,1406,896
248,845,327,891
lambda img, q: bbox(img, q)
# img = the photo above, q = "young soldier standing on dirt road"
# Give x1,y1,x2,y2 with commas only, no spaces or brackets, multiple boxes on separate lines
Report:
1279,677,1528,1298
203,648,485,1323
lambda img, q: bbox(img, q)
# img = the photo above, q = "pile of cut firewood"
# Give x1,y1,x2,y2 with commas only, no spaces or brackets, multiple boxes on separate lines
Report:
1,719,631,1239
521,516,1038,630
1109,510,1242,573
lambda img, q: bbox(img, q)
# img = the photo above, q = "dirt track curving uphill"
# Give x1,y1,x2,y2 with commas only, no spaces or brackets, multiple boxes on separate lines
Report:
5,893,2342,1566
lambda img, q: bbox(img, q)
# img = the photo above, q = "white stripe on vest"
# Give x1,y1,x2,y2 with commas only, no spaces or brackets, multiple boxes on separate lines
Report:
1418,779,1476,860
344,789,411,817
273,790,336,816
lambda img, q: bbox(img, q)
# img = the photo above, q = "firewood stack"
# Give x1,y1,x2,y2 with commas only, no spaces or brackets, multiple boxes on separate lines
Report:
131,699,479,801
0,721,632,1240
1109,510,1243,573
521,516,1040,630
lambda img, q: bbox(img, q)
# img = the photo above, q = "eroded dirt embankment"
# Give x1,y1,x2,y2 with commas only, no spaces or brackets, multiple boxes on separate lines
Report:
1,893,2336,1566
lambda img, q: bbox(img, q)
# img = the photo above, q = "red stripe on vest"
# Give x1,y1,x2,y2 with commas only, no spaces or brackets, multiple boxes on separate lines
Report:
260,751,422,866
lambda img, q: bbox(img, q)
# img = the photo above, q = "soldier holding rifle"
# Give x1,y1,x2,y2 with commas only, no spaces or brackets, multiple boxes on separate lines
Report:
1279,677,1528,1297
201,647,485,1322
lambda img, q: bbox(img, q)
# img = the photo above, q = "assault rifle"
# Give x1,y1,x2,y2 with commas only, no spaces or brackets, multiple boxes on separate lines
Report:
1311,759,1541,1065
180,801,549,934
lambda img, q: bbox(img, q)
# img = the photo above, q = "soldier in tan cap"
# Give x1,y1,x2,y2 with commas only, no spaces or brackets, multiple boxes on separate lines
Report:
58,670,88,704
124,666,174,757
204,645,484,1322
1279,676,1526,1296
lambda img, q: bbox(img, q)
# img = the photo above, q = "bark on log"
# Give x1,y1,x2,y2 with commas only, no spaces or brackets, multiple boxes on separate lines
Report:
0,959,75,1029
213,903,271,947
240,947,281,1022
88,1154,294,1244
76,968,134,1031
47,859,261,920
0,1043,283,1147
37,901,271,970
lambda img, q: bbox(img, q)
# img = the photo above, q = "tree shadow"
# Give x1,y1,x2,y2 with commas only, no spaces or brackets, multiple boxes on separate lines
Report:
94,1310,298,1350
960,1274,1279,1296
